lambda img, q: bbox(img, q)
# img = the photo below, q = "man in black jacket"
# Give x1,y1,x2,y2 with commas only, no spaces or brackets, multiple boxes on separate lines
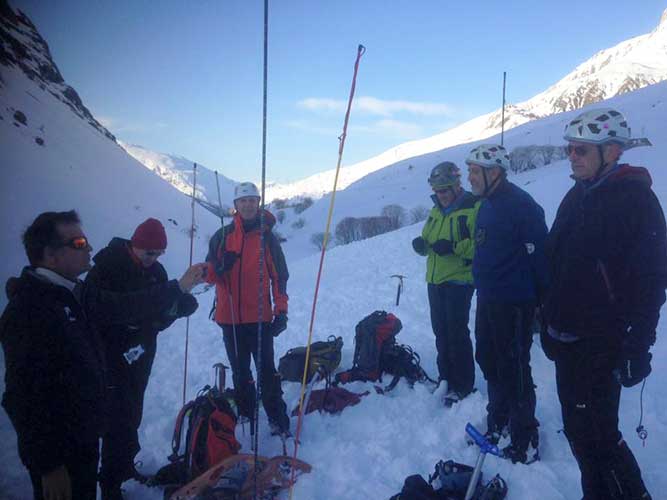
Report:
0,211,205,500
85,218,198,499
543,108,667,500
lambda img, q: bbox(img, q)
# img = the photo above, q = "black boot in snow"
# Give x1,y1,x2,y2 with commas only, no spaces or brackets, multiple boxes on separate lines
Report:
100,482,125,500
601,439,652,500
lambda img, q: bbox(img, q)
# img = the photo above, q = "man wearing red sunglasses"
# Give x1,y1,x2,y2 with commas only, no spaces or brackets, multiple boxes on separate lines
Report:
85,218,198,499
542,108,667,499
0,211,206,500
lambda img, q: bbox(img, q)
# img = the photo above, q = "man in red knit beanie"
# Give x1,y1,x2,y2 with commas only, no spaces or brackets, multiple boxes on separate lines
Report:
86,217,198,498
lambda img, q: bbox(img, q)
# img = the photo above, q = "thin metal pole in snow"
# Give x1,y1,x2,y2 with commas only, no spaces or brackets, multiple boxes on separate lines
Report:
182,163,197,406
501,71,507,146
288,43,366,500
253,0,269,496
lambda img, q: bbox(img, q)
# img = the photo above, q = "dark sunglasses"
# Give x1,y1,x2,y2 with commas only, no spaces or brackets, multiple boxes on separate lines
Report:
434,187,454,194
57,236,90,250
566,145,591,157
144,250,165,257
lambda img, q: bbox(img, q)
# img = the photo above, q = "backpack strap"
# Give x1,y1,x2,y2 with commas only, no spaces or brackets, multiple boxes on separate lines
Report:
170,400,196,460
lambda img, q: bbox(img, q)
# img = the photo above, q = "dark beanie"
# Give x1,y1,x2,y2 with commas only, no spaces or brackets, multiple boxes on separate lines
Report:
131,218,167,250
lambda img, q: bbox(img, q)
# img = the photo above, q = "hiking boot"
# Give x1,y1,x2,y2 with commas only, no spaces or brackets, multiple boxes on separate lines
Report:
100,483,125,500
502,434,539,465
269,421,291,438
443,388,476,407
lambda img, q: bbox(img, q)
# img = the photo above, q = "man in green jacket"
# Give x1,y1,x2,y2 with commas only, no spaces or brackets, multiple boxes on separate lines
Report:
412,161,480,406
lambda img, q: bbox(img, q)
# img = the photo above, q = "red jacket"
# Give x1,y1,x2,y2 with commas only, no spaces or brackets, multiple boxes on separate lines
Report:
206,210,288,325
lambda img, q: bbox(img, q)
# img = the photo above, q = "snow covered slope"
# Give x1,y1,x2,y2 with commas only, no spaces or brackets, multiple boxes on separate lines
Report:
2,3,667,500
120,142,238,207
283,81,667,258
266,8,667,203
0,2,221,492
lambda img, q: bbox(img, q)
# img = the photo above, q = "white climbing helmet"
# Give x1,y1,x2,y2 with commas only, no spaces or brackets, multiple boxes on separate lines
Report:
233,182,260,201
465,144,510,170
563,108,631,146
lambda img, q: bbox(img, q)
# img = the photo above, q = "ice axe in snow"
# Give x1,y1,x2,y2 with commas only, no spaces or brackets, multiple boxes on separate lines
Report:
390,274,406,306
213,362,229,391
464,423,503,500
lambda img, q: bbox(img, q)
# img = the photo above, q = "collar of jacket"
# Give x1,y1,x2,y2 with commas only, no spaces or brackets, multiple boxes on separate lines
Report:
431,189,469,216
485,177,510,201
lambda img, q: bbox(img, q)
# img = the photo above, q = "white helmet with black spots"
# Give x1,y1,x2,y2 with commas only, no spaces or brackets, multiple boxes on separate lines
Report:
234,182,260,202
465,144,510,171
563,108,631,146
428,161,461,189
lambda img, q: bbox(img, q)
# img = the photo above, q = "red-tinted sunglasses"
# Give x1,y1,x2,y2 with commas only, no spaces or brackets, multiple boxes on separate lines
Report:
58,236,90,250
566,144,591,157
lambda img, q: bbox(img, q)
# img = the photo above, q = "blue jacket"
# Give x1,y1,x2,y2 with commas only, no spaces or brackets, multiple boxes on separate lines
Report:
472,179,548,303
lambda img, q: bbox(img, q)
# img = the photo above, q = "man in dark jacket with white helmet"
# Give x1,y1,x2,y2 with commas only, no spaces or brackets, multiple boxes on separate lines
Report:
543,108,667,500
467,144,549,465
86,218,198,499
0,211,205,500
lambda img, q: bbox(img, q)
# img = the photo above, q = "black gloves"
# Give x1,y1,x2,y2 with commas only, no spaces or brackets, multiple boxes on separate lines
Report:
270,313,288,337
615,335,652,387
215,251,238,277
412,237,427,255
431,239,454,255
176,293,199,317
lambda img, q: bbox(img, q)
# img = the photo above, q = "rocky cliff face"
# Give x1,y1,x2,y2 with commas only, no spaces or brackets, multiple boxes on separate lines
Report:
0,0,115,141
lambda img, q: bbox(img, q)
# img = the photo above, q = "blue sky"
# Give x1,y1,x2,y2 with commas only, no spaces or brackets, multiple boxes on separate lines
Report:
14,0,667,183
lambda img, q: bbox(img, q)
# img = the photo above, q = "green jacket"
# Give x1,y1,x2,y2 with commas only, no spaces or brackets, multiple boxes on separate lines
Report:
419,190,480,285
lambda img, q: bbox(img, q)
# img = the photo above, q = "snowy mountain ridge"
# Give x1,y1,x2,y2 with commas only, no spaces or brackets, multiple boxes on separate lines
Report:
119,141,238,207
0,1,114,142
263,8,667,202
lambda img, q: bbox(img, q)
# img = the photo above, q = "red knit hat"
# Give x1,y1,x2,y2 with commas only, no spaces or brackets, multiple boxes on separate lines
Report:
131,218,167,250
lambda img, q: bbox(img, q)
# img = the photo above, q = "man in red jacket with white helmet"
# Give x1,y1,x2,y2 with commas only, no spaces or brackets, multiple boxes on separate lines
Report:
206,182,290,437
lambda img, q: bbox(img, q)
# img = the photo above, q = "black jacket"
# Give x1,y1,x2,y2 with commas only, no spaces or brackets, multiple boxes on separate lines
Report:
0,267,184,475
85,238,192,428
544,164,667,345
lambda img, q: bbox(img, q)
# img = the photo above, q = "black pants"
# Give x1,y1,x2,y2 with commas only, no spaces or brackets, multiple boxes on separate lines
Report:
99,338,157,488
427,283,475,395
222,323,289,432
29,445,99,500
552,335,650,500
474,300,538,450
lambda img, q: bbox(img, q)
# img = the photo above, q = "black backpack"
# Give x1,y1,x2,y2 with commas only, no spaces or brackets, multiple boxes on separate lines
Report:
335,311,402,384
381,343,437,391
278,335,344,382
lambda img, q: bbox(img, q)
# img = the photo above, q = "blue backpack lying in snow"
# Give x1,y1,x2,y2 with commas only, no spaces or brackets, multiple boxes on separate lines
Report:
389,460,507,500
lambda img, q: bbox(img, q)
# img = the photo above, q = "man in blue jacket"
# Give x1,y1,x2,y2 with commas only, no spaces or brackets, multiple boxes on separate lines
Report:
467,144,548,464
543,108,666,499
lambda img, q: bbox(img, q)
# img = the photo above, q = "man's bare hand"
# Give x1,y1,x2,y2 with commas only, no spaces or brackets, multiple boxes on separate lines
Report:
178,263,208,292
42,465,71,500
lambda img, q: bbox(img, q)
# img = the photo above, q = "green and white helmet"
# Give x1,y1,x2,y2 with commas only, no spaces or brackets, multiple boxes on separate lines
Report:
563,108,631,145
428,161,461,189
465,144,510,170
234,182,260,201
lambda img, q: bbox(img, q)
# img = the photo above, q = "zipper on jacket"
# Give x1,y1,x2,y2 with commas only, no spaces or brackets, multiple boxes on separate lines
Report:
237,235,245,323
596,259,616,303
430,216,447,282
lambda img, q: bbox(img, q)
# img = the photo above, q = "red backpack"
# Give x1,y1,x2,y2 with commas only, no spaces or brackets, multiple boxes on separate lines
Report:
162,385,241,484
335,310,402,384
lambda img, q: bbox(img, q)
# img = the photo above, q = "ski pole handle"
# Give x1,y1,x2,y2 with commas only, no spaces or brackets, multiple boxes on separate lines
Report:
465,423,502,457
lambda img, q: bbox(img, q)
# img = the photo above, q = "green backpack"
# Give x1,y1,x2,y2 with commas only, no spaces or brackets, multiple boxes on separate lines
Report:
278,335,344,382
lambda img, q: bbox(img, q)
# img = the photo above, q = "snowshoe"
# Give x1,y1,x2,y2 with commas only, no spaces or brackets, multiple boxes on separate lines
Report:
166,453,311,500
477,474,508,499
